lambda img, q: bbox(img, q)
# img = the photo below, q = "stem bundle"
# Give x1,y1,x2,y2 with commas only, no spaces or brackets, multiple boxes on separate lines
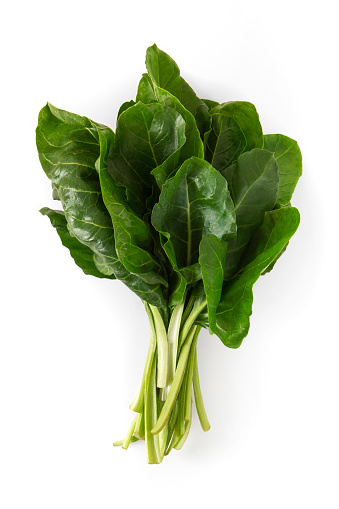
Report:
113,295,210,463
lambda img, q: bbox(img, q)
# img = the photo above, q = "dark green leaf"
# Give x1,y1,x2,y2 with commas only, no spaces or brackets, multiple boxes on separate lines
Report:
152,157,236,269
179,263,202,285
151,87,204,188
199,235,227,334
205,114,246,172
261,243,288,275
237,207,294,272
145,44,211,138
197,207,300,347
221,149,279,279
36,103,166,307
210,101,263,151
168,271,187,307
107,101,186,216
40,207,115,279
136,73,156,103
117,100,136,119
263,134,302,206
201,99,219,110
97,128,167,286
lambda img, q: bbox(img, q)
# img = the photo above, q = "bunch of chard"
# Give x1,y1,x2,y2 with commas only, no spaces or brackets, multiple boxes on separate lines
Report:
37,44,301,463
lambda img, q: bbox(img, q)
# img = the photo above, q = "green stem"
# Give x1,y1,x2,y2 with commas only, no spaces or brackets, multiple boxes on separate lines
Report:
122,414,138,450
145,354,162,464
185,328,200,421
164,401,178,454
174,419,192,450
178,297,207,351
149,305,168,389
152,325,197,435
159,424,169,458
165,427,179,456
193,345,210,432
134,409,145,440
113,436,139,447
129,304,157,412
161,300,185,400
181,291,195,325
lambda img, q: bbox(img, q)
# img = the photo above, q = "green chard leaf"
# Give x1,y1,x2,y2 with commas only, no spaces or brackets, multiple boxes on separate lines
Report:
150,87,204,188
205,113,247,172
168,271,187,307
136,73,156,103
107,101,186,217
40,207,115,279
145,44,211,138
151,157,236,271
263,134,302,206
36,103,166,307
117,100,136,119
210,101,263,152
221,149,279,280
199,234,227,334
197,207,300,347
237,207,295,275
201,99,219,110
96,128,167,286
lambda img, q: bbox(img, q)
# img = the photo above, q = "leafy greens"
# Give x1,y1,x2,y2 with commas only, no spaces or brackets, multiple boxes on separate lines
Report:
37,44,301,463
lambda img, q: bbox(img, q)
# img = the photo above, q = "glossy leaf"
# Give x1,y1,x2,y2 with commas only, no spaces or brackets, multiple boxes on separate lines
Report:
136,73,156,103
210,101,263,151
197,207,300,347
263,134,302,206
146,44,211,138
221,149,279,279
199,234,227,334
40,207,115,279
108,101,186,217
151,87,204,188
168,271,187,307
205,113,246,172
36,103,166,307
238,207,293,272
97,128,167,286
152,157,236,269
117,100,136,119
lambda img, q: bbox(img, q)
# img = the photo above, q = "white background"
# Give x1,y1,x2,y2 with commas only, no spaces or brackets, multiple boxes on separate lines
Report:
1,1,338,507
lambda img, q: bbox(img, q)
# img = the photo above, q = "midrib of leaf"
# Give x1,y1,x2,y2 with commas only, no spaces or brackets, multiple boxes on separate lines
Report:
141,110,159,166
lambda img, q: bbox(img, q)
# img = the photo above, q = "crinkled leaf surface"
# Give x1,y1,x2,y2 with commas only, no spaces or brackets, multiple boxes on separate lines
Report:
263,134,302,206
221,149,279,279
152,157,236,269
197,207,300,347
146,44,211,138
210,101,263,151
199,234,227,334
36,103,166,307
108,101,186,217
40,207,115,279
